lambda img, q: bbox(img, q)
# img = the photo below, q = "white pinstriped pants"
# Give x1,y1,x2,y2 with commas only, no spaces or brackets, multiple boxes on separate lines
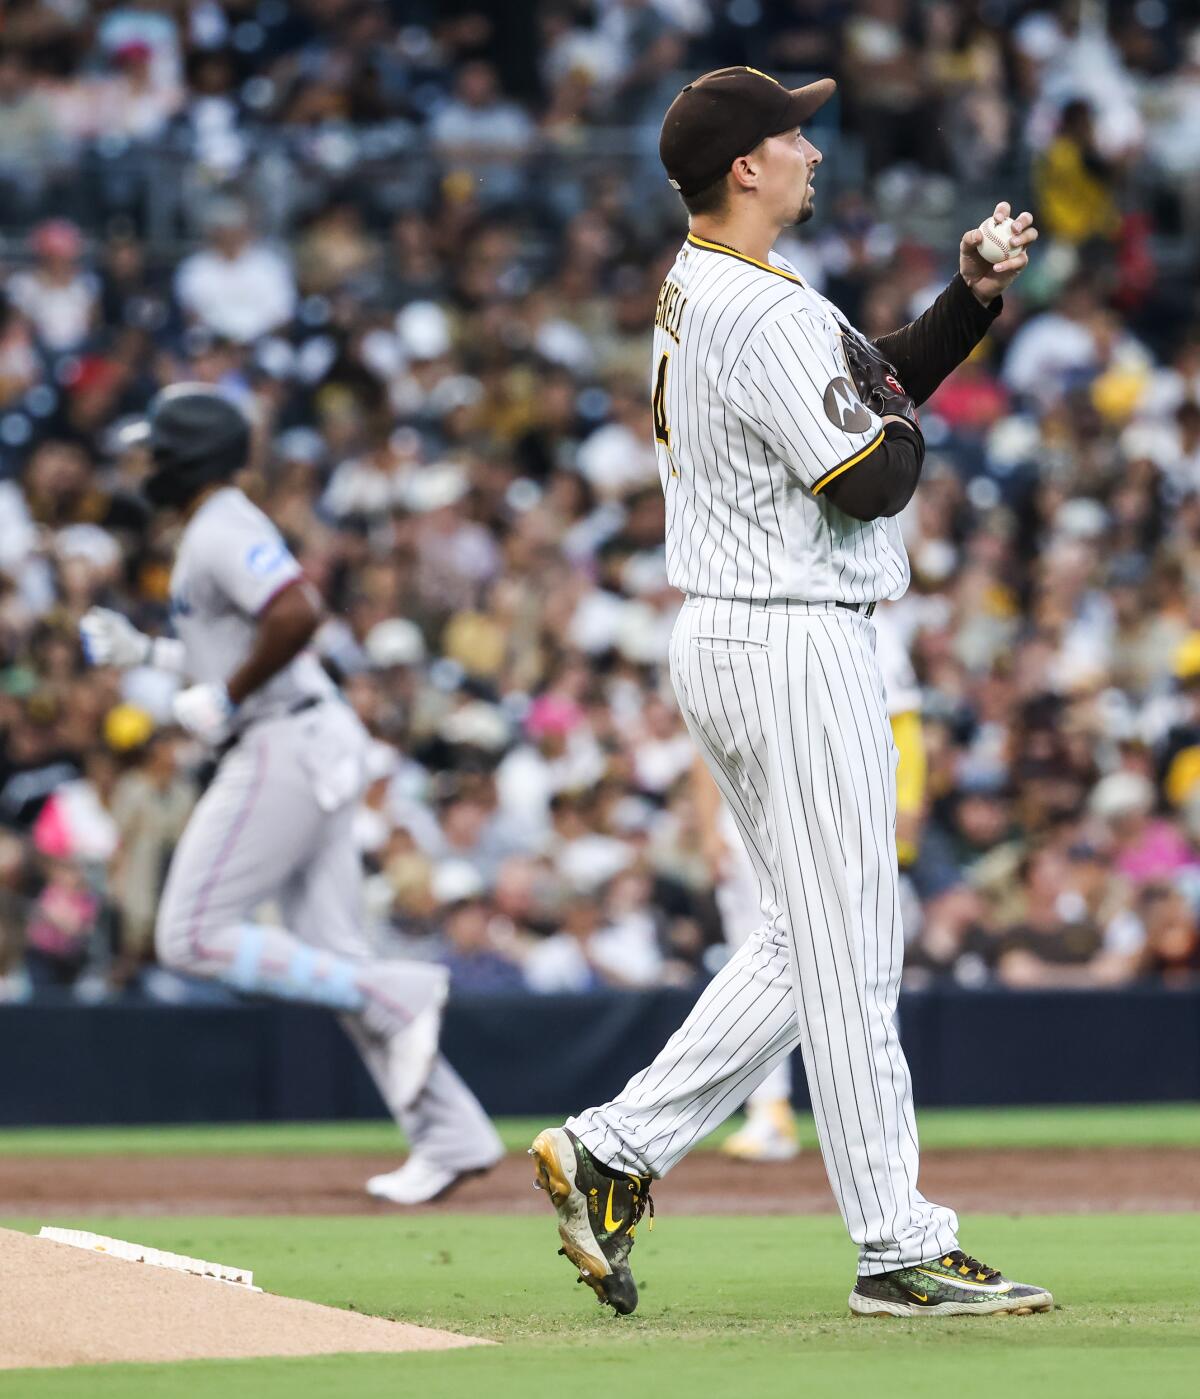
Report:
717,800,793,1108
568,597,959,1274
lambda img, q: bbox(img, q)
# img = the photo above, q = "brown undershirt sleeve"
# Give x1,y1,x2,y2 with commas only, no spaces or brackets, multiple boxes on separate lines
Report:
822,421,924,522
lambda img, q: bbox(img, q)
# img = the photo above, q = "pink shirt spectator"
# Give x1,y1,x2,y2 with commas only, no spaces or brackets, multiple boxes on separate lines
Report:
1114,819,1198,884
26,880,98,961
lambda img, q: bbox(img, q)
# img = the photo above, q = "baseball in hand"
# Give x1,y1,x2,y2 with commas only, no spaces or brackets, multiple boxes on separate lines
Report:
975,215,1017,265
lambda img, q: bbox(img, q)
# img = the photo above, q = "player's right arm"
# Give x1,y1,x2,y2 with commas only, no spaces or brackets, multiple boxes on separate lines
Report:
871,274,1001,406
725,313,925,522
167,497,324,744
199,498,323,706
224,582,322,706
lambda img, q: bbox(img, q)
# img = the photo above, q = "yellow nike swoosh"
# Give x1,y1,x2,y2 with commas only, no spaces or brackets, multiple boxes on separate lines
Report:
908,1290,928,1303
603,1184,621,1233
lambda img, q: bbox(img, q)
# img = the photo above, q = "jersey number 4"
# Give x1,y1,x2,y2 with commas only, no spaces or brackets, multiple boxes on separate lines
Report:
652,351,671,449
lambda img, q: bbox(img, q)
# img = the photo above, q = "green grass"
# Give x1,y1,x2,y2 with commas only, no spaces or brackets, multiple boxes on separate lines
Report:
0,1102,1197,1157
1,1213,1197,1399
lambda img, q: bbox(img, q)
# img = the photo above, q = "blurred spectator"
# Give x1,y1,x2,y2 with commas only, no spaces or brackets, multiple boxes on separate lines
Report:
496,696,606,836
7,220,98,354
23,742,118,991
176,46,246,179
924,0,1009,179
0,289,41,410
295,201,380,298
174,199,296,344
433,860,525,994
23,853,98,990
0,42,64,215
576,377,658,501
843,0,935,174
1033,99,1120,250
108,727,195,986
1018,0,1145,162
1089,772,1197,886
991,844,1097,981
429,59,534,206
1136,882,1200,983
87,39,182,143
1144,26,1200,230
523,886,651,993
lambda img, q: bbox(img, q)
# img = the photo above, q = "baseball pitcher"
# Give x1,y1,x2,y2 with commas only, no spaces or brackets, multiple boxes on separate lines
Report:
530,67,1051,1319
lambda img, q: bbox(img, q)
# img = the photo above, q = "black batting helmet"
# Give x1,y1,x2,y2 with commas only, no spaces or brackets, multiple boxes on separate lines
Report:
124,383,251,508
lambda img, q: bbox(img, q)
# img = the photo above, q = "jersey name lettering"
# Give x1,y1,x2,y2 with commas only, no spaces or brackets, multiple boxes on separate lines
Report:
653,279,687,343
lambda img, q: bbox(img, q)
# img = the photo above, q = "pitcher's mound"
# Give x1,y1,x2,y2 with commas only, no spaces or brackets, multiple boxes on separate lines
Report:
0,1228,489,1370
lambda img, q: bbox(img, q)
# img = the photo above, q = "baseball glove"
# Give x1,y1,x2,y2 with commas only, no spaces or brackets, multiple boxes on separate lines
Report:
840,331,921,434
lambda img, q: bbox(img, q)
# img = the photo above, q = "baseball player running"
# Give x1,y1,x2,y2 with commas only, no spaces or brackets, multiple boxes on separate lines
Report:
531,67,1051,1318
80,385,502,1205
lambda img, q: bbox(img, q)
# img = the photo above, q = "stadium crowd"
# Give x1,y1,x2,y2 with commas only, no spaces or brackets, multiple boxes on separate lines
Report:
1,0,1199,1004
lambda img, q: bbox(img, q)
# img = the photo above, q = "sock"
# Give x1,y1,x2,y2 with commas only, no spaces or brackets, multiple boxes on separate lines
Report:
222,922,366,1011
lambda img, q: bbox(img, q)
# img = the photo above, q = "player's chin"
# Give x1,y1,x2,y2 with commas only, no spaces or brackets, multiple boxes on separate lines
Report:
791,196,816,227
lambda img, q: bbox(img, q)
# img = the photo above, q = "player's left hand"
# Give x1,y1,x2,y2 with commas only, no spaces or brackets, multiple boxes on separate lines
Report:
959,202,1038,307
172,682,236,745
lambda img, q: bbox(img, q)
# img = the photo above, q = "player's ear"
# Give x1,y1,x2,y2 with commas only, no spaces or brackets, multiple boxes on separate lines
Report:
730,153,759,191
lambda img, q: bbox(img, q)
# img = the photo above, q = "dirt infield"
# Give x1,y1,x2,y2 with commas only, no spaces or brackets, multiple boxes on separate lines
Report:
0,1228,486,1369
1,1146,1195,1217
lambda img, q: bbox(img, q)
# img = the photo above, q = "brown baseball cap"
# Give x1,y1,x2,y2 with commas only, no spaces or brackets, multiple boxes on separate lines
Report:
659,67,836,198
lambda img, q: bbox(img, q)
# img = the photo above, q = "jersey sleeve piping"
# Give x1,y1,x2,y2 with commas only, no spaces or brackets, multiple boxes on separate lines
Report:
810,429,886,495
253,570,305,617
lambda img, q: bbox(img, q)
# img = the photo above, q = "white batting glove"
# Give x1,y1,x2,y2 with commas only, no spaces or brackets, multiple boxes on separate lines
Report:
172,682,236,745
79,607,151,668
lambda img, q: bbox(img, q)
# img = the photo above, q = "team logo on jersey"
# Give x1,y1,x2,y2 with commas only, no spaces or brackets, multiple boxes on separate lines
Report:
245,541,289,576
822,376,873,434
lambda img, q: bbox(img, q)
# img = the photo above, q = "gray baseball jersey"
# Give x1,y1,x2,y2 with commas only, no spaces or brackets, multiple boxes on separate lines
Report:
169,486,335,727
652,233,909,604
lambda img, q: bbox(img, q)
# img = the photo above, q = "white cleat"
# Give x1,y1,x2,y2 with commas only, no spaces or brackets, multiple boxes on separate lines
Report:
721,1100,801,1163
366,1151,501,1206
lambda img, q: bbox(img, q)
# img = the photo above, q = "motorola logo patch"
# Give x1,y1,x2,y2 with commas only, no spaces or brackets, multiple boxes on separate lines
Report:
823,377,873,434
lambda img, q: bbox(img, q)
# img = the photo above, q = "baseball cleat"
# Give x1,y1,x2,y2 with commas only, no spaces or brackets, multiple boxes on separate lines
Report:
528,1126,653,1316
366,1149,503,1206
721,1100,800,1162
849,1250,1054,1317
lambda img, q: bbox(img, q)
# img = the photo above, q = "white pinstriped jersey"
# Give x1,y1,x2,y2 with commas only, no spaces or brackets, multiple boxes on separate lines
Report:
652,233,910,604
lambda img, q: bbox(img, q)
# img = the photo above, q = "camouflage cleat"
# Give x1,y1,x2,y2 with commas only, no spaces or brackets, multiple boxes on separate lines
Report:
850,1250,1054,1317
529,1126,654,1315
